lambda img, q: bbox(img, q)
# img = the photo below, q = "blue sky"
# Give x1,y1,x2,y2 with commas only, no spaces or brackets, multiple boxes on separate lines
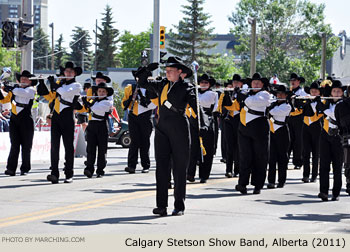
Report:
49,0,350,48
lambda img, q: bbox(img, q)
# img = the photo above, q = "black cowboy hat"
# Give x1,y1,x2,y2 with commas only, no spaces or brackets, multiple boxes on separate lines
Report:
224,79,232,87
92,72,111,83
331,80,346,91
62,61,82,76
232,74,244,82
15,70,37,86
209,76,216,87
305,81,323,95
198,74,210,83
251,72,269,87
289,73,305,83
91,82,114,97
56,66,65,77
165,57,193,78
271,83,292,96
132,67,152,80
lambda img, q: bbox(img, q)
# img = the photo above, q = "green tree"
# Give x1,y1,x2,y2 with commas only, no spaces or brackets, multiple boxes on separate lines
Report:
96,4,119,70
54,34,69,69
33,27,51,70
69,26,92,71
209,54,243,81
0,32,20,77
229,0,340,83
117,30,151,68
167,0,218,72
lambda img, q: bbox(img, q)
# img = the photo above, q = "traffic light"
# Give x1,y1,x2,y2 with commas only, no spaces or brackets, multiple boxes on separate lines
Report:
159,26,165,49
141,50,148,66
18,20,34,47
1,21,15,48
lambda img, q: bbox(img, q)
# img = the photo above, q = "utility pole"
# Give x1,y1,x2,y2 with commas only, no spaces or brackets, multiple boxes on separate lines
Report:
21,0,33,72
49,23,54,70
321,33,327,80
248,17,257,77
94,19,97,71
153,0,160,76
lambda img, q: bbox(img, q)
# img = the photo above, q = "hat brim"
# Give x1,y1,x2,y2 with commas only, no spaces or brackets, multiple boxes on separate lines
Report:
92,86,114,97
63,66,82,76
16,72,37,86
166,63,193,78
92,75,111,83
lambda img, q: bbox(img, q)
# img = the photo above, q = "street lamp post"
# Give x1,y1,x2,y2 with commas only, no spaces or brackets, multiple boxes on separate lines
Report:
248,17,257,77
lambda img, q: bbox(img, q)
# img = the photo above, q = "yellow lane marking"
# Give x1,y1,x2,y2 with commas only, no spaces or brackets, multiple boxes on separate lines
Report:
0,178,233,228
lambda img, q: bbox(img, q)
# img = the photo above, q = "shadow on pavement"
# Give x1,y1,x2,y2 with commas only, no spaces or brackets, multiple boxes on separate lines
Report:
280,213,350,223
45,215,163,226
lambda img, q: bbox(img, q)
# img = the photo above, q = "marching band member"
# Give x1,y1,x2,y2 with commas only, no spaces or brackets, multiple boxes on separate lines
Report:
37,62,82,184
135,57,202,216
267,84,292,189
335,86,350,196
0,71,37,176
218,74,245,178
187,74,217,183
301,81,323,183
288,73,308,170
315,80,344,201
235,73,271,194
81,83,114,178
122,69,156,174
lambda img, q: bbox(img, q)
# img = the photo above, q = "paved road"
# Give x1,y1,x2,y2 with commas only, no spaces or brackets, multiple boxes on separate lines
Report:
0,133,349,235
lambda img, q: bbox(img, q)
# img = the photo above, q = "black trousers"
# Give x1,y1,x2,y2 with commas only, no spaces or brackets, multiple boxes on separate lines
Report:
213,114,219,156
127,111,153,169
219,117,226,160
343,146,350,190
50,108,75,179
154,116,190,211
7,112,34,173
238,117,269,189
223,115,240,174
85,120,108,174
288,115,304,167
188,121,215,180
303,121,321,179
319,130,343,197
268,126,290,185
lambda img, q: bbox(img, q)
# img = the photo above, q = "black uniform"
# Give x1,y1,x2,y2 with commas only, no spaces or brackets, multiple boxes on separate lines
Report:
218,91,241,176
267,101,291,187
287,86,308,169
0,84,35,175
82,96,113,177
236,85,271,194
37,77,82,182
335,97,350,195
122,84,156,173
317,98,343,201
137,70,198,213
187,88,217,182
302,100,323,182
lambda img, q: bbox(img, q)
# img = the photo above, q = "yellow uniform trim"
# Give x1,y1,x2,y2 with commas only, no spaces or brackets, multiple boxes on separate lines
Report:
240,108,247,126
160,83,169,106
323,118,329,133
290,108,303,116
269,119,275,133
122,85,139,115
304,113,323,126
